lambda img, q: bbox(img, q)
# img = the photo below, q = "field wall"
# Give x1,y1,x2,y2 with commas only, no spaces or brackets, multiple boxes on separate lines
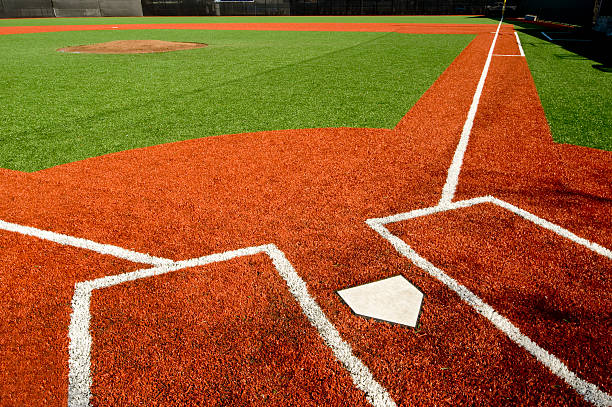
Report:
0,0,143,18
140,0,489,17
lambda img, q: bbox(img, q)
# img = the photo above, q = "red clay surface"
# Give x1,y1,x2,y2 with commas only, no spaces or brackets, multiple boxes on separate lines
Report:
0,231,146,406
90,256,369,406
387,204,612,395
0,23,610,406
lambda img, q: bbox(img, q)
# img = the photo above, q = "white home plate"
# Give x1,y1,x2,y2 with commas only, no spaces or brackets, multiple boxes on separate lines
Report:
337,275,424,327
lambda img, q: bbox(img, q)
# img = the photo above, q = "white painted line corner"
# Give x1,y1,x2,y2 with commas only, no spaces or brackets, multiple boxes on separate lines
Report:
68,244,396,407
514,31,525,56
0,219,395,406
366,196,612,406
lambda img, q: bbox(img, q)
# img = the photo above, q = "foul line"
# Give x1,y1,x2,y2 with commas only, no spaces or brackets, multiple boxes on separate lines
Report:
366,17,610,405
514,31,525,56
438,18,504,206
0,219,394,407
366,196,612,406
0,219,172,266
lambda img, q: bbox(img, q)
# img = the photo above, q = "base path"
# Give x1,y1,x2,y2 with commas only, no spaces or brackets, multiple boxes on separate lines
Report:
0,23,610,406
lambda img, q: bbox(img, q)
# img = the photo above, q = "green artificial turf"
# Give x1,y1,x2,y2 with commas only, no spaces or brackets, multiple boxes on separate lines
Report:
0,29,472,171
517,30,611,151
0,15,503,27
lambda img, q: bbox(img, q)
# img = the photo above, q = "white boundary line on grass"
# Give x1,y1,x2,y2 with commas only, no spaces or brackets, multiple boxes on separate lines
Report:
514,31,525,56
438,19,503,206
366,196,612,407
0,220,395,407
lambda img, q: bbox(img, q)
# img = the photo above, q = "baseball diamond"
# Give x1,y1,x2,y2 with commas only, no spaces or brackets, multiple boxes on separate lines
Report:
0,13,610,407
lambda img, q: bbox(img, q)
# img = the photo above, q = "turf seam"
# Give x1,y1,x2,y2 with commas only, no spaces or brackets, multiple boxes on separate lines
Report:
1,30,412,172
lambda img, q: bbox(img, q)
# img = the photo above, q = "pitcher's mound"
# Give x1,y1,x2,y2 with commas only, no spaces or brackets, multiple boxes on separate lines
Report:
57,40,208,54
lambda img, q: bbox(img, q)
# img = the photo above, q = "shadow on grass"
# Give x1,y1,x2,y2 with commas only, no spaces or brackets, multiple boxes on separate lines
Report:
469,15,611,69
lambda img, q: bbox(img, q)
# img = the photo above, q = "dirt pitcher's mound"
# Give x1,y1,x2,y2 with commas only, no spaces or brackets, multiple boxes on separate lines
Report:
57,40,207,54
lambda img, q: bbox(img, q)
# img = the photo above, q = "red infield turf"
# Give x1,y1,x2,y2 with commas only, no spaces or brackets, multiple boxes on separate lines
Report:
0,21,610,406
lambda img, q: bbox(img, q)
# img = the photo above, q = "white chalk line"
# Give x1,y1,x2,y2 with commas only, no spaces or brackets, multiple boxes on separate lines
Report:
0,219,394,407
514,31,525,56
68,243,396,407
488,197,611,259
366,196,612,406
0,219,172,266
367,17,610,405
265,245,396,407
438,19,504,206
369,197,611,260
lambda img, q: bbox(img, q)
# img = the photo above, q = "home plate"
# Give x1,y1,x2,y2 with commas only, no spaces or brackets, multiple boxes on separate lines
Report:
337,275,424,327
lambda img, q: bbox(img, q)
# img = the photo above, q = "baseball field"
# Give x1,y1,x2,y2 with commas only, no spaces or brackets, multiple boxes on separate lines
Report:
0,15,610,406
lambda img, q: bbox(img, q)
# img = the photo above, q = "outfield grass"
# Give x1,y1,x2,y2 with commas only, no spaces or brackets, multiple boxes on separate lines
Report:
0,29,472,171
517,30,611,151
0,15,504,27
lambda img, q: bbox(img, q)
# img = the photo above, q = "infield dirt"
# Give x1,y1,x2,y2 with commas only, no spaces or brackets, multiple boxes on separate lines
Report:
57,39,207,54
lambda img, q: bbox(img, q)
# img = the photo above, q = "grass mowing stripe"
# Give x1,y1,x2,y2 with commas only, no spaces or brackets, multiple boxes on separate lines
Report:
0,15,503,27
0,29,472,171
517,31,611,151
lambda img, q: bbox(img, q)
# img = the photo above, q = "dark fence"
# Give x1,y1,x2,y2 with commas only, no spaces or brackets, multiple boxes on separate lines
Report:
141,0,489,16
0,0,55,18
517,0,596,27
0,0,143,18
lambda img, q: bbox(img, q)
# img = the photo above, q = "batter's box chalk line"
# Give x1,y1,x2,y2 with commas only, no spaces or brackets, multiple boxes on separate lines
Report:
0,217,394,407
68,244,395,406
66,243,395,407
366,195,612,407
